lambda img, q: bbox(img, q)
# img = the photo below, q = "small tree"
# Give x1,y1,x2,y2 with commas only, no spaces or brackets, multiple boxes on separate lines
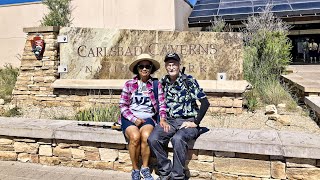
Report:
41,0,73,26
242,5,292,83
242,5,295,109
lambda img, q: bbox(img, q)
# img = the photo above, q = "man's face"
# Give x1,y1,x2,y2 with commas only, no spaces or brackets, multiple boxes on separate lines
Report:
165,59,180,77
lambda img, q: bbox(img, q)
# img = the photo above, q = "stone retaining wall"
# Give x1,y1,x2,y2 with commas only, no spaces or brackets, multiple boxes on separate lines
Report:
1,135,319,179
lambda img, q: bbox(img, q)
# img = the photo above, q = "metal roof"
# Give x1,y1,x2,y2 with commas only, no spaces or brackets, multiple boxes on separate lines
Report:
189,0,320,26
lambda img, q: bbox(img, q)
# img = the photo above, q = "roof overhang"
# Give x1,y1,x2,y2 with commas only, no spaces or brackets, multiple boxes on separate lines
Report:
189,0,320,27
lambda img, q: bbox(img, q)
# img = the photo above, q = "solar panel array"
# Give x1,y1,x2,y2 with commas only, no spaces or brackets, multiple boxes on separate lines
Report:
189,0,320,25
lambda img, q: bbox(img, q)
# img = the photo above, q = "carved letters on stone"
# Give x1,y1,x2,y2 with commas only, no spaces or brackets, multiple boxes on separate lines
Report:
59,28,243,80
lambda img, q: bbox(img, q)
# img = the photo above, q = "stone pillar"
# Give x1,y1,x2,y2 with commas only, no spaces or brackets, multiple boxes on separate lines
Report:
12,26,59,107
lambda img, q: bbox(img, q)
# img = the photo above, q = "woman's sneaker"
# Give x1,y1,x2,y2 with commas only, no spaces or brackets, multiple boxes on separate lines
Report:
131,169,140,180
140,167,154,180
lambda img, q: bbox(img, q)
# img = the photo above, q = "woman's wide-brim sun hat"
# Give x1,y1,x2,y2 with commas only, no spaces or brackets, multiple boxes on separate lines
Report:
129,53,160,73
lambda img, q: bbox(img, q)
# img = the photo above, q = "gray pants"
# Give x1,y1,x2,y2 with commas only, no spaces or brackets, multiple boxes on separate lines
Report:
147,118,199,180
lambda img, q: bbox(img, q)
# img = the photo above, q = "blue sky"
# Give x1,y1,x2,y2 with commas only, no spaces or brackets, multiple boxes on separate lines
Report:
189,0,197,5
1,0,197,6
0,0,40,6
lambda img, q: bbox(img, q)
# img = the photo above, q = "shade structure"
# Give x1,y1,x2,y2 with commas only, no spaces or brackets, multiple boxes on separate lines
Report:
189,0,320,26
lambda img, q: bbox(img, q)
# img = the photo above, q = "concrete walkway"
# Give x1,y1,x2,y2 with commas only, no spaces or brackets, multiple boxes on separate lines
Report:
283,65,320,94
0,160,131,180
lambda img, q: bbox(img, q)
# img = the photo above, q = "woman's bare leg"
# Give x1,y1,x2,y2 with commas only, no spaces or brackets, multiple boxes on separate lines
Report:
125,126,141,170
140,124,154,168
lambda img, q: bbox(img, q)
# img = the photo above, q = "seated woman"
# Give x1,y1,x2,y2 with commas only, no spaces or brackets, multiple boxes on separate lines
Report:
119,54,166,180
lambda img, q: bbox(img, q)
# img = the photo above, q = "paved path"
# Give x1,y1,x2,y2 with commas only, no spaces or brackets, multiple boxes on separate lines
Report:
286,64,320,73
283,65,320,93
283,65,320,116
0,161,131,180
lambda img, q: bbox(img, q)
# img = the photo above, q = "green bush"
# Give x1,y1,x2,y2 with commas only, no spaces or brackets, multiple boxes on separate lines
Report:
0,64,19,103
75,104,120,122
242,7,296,109
41,0,73,26
244,31,292,83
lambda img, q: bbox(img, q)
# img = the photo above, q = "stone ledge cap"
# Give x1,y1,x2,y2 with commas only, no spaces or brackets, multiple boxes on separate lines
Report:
51,79,251,93
23,26,60,33
0,117,319,159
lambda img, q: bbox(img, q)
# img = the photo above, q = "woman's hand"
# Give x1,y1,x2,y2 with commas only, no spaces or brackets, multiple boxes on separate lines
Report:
179,121,197,129
159,118,170,133
134,118,145,126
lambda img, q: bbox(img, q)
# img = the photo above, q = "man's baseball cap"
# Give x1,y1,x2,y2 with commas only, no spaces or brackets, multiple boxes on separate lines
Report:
164,53,180,62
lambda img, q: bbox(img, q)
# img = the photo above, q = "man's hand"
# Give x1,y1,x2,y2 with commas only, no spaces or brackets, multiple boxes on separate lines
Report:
134,118,145,126
179,121,197,129
159,118,170,133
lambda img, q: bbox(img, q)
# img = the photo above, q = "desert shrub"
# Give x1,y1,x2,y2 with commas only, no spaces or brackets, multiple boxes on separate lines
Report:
0,64,19,103
41,0,73,26
208,17,232,32
2,107,21,117
244,90,259,111
243,31,292,83
242,6,296,109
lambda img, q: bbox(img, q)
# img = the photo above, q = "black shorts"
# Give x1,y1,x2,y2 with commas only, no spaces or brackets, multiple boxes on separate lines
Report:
309,50,317,57
120,116,155,135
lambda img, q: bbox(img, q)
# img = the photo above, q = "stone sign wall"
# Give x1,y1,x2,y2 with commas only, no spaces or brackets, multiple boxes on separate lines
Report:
12,27,245,118
59,27,243,80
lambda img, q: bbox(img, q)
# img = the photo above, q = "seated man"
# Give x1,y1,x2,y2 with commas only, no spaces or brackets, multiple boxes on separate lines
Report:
148,53,210,180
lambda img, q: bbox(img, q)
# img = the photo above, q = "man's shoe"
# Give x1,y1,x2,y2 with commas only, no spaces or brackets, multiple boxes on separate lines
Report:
140,167,154,180
131,169,140,180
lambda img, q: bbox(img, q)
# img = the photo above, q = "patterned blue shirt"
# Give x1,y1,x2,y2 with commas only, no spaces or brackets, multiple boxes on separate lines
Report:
161,73,206,119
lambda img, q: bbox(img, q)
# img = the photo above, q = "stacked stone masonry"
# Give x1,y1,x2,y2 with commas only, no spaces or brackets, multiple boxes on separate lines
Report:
13,29,60,107
12,27,244,117
0,136,319,179
207,95,243,114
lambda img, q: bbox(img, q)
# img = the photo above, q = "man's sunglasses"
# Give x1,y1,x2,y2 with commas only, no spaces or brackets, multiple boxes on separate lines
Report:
138,64,152,69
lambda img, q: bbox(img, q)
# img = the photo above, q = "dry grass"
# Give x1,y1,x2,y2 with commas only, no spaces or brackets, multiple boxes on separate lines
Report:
0,64,19,103
75,104,120,122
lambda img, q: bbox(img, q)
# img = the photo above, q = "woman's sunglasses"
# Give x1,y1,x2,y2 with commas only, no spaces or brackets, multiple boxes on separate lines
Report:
138,64,152,69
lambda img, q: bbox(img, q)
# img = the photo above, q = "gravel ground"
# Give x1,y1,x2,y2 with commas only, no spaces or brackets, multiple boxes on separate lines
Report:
201,107,320,135
20,105,76,119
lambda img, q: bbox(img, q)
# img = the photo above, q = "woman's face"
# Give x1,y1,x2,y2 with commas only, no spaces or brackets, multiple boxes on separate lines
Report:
137,60,152,78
